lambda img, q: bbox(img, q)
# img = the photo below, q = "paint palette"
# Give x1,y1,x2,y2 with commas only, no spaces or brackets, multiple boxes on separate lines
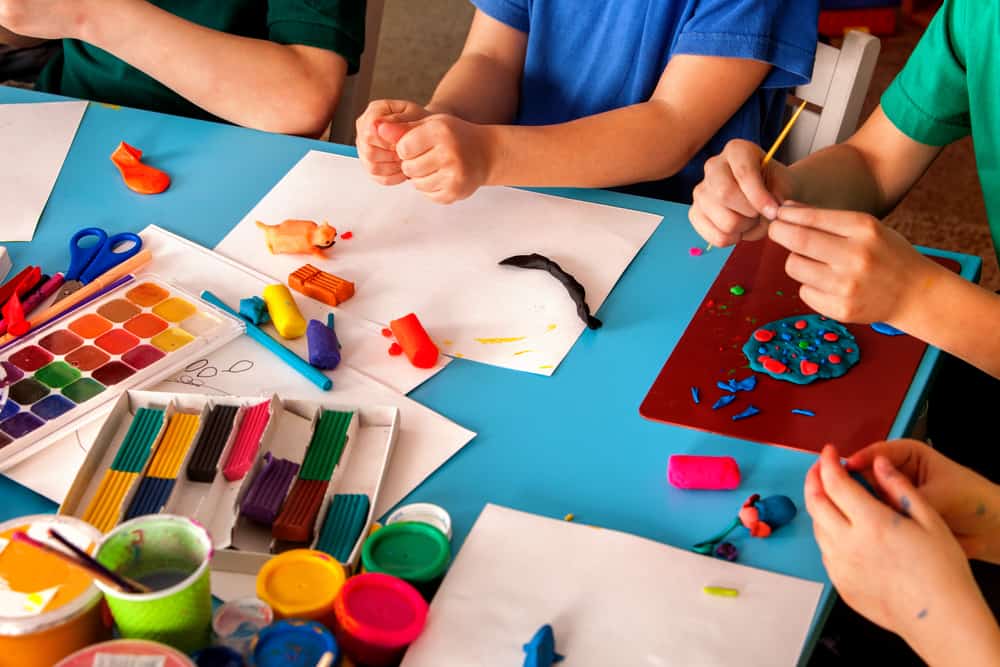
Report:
60,390,399,574
639,238,962,456
0,276,243,467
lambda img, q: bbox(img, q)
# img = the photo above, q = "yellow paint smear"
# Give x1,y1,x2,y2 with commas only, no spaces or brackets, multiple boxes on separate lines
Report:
539,365,554,370
546,324,557,332
454,353,464,358
100,103,122,110
442,340,453,346
475,336,526,344
513,350,533,356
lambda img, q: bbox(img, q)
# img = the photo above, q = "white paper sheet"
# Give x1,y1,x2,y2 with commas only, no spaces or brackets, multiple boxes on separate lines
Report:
402,505,823,667
3,226,476,520
215,151,662,375
0,101,88,241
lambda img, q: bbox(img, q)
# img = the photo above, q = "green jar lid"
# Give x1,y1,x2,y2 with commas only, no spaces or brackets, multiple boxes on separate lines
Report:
361,522,450,583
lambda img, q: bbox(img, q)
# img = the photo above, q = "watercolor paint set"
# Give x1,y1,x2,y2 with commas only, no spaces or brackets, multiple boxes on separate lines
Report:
59,390,398,573
0,276,244,467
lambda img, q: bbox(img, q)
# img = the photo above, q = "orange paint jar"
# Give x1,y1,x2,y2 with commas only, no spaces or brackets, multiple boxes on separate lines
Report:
0,515,111,666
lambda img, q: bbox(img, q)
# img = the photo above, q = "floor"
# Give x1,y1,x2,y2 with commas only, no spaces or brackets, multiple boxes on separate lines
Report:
371,4,999,289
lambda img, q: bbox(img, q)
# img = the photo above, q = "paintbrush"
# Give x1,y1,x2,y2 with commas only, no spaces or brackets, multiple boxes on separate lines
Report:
706,98,809,252
9,530,150,594
316,652,334,667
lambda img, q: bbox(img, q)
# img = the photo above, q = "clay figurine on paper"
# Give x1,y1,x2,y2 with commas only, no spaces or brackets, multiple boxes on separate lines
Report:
256,220,337,256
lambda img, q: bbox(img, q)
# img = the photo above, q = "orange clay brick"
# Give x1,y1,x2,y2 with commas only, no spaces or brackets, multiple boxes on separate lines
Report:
289,264,355,307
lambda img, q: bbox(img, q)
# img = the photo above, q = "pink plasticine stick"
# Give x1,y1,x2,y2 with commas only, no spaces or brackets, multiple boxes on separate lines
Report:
667,455,740,490
222,401,271,482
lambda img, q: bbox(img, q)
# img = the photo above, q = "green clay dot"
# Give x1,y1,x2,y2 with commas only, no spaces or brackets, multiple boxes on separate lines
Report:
798,340,810,350
729,285,745,296
776,290,784,296
719,305,728,310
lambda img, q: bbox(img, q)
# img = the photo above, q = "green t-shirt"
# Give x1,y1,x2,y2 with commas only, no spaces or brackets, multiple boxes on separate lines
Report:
881,0,1000,262
36,1,365,121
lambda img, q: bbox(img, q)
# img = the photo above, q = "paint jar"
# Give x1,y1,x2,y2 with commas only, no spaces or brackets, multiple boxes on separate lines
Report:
94,514,213,653
361,521,451,600
0,514,111,666
256,549,346,629
212,596,273,658
55,639,195,666
385,502,453,541
253,619,338,667
332,573,428,667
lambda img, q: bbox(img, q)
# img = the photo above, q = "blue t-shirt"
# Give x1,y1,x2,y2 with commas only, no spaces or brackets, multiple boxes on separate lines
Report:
472,0,819,202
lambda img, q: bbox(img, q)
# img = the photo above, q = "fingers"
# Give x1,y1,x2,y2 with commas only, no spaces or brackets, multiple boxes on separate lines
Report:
774,204,879,239
409,171,446,196
804,460,849,532
818,444,885,523
846,439,922,478
769,219,854,267
724,140,779,219
873,455,946,530
400,147,442,179
688,204,736,248
783,252,841,295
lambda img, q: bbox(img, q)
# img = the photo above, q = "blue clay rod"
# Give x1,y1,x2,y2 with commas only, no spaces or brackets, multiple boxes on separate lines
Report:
690,386,700,404
201,290,332,391
327,312,335,329
711,394,736,410
791,409,815,417
731,405,760,421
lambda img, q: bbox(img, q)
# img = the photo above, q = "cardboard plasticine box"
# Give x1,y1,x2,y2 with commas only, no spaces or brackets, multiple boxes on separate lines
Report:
59,390,398,576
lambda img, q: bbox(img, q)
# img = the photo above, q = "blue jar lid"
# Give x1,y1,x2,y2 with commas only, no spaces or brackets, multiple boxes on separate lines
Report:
253,619,339,666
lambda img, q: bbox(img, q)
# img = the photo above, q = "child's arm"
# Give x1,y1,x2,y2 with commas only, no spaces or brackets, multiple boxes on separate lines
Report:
375,54,770,204
424,9,527,124
847,439,1000,564
0,0,349,137
807,444,1000,666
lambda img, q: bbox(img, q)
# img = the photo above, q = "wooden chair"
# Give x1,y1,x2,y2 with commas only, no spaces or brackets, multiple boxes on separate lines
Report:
329,0,385,144
779,31,881,163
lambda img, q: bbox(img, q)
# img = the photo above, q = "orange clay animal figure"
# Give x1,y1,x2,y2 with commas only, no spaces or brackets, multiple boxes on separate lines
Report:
256,220,338,257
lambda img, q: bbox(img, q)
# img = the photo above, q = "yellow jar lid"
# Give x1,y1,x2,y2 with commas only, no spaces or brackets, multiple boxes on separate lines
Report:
256,549,345,619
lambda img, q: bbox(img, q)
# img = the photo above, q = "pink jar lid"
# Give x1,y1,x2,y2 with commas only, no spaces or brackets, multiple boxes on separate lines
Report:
56,639,195,666
333,573,428,649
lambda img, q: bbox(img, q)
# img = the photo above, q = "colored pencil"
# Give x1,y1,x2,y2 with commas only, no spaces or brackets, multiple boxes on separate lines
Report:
0,249,151,345
201,290,333,391
0,274,134,354
706,99,809,252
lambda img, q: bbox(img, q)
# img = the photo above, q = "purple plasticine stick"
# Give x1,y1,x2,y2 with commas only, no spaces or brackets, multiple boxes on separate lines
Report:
241,453,300,525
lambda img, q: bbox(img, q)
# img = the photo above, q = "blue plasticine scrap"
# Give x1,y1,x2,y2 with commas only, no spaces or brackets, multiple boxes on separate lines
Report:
523,624,564,667
239,296,270,325
690,386,700,404
731,405,760,421
711,394,736,410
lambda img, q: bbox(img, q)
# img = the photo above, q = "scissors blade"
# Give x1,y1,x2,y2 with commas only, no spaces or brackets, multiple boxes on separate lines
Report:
52,280,84,304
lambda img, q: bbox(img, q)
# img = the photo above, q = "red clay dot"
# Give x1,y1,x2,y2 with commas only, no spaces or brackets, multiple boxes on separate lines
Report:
763,358,787,374
828,354,842,364
794,320,807,330
823,332,839,342
846,348,854,353
381,328,393,338
341,231,354,240
388,343,403,356
753,329,775,342
800,360,819,376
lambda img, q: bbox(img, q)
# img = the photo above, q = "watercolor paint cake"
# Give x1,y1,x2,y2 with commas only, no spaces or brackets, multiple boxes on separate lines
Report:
0,276,243,465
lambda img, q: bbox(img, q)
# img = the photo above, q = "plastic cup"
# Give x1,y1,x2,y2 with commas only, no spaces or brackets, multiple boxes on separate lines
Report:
256,549,345,629
212,596,273,658
361,521,450,600
55,639,195,666
332,573,428,667
94,514,213,653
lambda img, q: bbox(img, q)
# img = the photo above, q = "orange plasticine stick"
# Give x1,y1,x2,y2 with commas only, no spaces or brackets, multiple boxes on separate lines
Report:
389,313,439,369
111,141,171,195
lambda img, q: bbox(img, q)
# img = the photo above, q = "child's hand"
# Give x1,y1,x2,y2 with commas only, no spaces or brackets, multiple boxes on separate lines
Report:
689,139,796,247
355,99,431,186
377,114,494,204
806,445,992,656
847,439,1000,563
768,204,940,326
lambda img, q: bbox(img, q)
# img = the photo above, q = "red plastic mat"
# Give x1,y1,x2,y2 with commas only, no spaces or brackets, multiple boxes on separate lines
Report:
639,238,960,456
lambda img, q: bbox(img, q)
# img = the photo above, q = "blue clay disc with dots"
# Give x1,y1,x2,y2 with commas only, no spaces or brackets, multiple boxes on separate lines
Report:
743,314,860,385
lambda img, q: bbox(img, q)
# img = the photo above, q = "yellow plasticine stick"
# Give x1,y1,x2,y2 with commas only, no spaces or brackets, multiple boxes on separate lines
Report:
82,470,138,533
262,284,307,339
148,413,201,478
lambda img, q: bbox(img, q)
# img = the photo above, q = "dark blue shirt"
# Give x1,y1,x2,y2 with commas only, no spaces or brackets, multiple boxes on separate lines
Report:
472,0,819,202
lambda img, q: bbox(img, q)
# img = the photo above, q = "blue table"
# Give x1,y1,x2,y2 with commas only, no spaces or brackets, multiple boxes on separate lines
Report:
0,87,982,663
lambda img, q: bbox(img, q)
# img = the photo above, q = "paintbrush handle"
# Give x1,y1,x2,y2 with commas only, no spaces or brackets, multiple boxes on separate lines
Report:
11,531,142,594
48,528,150,594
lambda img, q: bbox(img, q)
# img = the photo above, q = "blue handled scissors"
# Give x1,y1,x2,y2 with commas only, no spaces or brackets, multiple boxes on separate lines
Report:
53,228,143,303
